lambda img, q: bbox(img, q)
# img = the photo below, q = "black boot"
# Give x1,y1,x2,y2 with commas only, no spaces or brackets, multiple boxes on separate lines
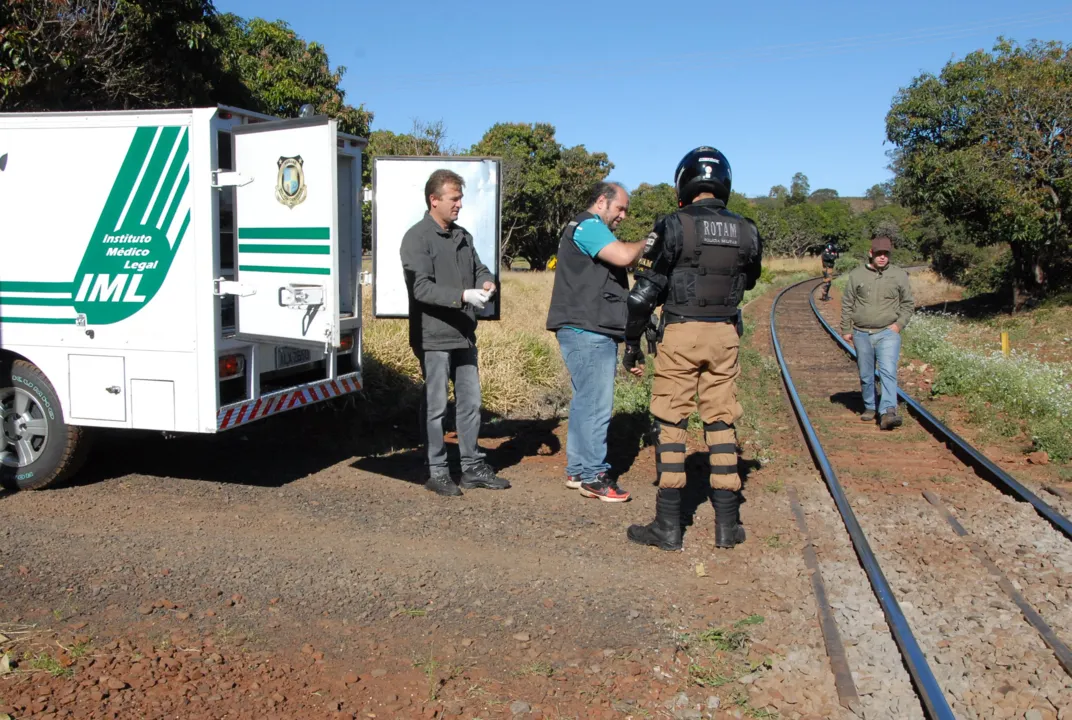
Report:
627,488,683,551
712,489,746,549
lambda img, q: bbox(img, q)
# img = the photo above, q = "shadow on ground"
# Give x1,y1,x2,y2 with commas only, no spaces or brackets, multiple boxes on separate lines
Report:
59,360,429,490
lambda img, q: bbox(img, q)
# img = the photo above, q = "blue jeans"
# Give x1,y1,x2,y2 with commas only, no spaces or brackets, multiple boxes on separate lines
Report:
556,329,619,480
853,328,902,414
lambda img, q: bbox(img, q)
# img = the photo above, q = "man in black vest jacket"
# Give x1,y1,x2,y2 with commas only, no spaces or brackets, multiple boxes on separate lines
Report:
546,182,649,503
621,147,763,551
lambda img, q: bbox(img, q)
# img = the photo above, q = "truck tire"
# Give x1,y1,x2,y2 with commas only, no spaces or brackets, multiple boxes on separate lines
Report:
1,359,88,491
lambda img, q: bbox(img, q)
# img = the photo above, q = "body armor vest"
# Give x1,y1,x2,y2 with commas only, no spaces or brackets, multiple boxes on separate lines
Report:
663,206,756,322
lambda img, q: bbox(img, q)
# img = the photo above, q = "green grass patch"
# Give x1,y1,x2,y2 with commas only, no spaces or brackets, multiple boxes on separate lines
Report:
26,652,73,678
688,664,734,687
517,661,554,678
903,313,1072,461
69,639,92,658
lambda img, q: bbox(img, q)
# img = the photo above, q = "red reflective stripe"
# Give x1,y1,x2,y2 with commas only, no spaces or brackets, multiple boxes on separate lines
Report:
220,408,235,429
271,395,288,414
332,381,343,395
249,399,263,420
288,394,302,409
256,398,273,419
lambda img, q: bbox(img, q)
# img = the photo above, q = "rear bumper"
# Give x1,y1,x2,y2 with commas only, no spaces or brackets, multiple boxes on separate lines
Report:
217,371,362,431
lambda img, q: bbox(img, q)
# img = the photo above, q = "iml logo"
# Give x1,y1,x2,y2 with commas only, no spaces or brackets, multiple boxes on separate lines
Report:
71,125,191,324
74,274,149,303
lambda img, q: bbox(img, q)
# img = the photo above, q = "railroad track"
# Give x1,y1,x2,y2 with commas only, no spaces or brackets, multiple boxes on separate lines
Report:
770,277,1072,720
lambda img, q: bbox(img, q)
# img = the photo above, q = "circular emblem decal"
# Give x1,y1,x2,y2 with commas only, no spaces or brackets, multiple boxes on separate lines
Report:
276,155,307,208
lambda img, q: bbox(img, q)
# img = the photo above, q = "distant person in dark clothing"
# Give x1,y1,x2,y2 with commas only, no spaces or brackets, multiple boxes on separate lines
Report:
820,241,839,301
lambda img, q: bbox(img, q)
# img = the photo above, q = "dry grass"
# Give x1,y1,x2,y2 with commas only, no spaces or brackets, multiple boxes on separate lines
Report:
763,255,822,276
909,269,963,308
359,271,567,418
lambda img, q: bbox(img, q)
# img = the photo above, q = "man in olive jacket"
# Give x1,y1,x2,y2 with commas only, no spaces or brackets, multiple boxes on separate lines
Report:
401,169,509,496
840,236,914,430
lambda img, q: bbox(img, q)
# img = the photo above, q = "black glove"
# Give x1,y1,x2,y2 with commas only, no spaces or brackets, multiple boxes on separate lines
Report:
623,340,645,372
644,314,660,356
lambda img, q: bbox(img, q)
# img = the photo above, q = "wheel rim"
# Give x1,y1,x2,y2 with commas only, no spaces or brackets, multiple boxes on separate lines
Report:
1,387,49,468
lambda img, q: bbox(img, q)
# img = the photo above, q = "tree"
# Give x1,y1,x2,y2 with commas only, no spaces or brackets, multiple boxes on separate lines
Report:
865,182,892,210
768,184,788,201
367,119,457,158
1,0,240,111
809,188,839,203
616,183,677,244
787,172,810,205
215,15,371,137
470,123,611,269
887,38,1072,307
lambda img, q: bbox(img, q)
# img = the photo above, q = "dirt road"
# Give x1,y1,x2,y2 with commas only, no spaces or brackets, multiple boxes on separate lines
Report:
1,306,847,720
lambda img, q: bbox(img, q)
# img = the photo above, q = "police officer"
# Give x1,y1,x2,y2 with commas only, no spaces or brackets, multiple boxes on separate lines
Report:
622,146,763,551
820,241,839,301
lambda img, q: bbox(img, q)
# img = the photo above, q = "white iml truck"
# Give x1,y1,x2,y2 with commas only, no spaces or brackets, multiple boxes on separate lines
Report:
0,105,502,491
0,106,369,490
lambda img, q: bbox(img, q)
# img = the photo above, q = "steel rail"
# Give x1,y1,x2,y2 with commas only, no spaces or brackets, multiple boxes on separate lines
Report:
770,278,956,720
808,283,1072,540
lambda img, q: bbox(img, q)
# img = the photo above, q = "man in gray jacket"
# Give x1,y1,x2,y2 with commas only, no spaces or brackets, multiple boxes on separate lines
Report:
840,236,915,430
401,169,509,496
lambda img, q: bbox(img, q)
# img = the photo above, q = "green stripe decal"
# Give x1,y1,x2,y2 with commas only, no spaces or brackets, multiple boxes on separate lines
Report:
127,127,180,227
149,130,188,228
160,169,189,236
0,281,73,293
239,265,331,275
0,317,77,325
238,244,331,255
238,227,331,240
0,297,72,306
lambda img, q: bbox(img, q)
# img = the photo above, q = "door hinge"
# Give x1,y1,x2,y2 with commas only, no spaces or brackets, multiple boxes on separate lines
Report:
362,188,373,203
278,284,324,309
359,270,373,286
214,278,257,297
212,170,253,188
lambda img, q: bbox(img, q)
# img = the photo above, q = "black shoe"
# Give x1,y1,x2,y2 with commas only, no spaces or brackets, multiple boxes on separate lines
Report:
627,488,682,550
460,463,511,490
712,489,746,549
879,409,903,430
425,469,462,497
820,295,830,302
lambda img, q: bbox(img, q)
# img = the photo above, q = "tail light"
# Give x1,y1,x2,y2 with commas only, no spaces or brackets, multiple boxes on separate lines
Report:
219,354,246,379
339,333,355,352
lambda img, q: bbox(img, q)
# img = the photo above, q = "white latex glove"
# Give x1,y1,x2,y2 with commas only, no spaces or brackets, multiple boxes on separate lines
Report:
462,288,490,309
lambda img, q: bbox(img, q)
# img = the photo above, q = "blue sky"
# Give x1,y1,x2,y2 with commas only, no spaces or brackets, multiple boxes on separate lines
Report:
216,1,1072,198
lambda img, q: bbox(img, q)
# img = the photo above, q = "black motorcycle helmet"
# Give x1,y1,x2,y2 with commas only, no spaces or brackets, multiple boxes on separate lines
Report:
674,146,732,207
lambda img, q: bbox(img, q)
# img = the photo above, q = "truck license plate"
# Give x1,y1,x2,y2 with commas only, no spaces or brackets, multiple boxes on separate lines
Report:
276,346,312,369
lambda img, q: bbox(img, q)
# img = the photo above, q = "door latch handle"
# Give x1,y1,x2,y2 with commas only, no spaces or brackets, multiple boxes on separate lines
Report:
105,386,121,395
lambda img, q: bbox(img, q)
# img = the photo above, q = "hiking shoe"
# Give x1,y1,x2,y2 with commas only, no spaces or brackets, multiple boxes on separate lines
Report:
579,473,630,503
425,469,462,497
879,409,903,430
565,474,583,490
460,463,511,490
859,409,876,422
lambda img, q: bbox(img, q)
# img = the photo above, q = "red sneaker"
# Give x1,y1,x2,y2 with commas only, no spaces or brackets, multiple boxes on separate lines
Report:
579,474,630,503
